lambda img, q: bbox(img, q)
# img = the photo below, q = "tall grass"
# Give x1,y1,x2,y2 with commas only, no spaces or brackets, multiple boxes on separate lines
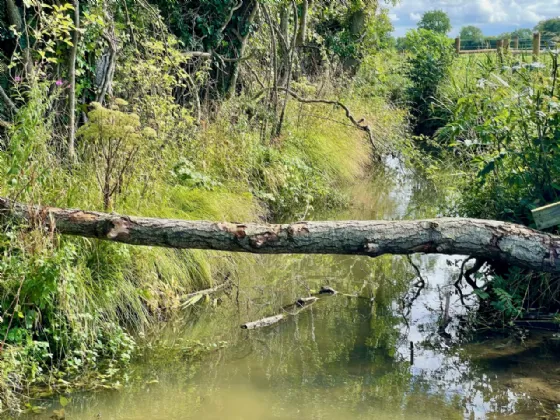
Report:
0,40,409,414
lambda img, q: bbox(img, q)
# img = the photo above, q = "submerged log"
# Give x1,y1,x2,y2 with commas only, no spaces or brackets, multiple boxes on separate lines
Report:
319,286,337,295
241,314,285,330
0,197,559,273
241,295,320,330
296,297,319,307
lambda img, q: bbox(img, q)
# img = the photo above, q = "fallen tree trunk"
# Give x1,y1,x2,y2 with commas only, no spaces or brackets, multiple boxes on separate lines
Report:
181,279,231,308
0,197,558,273
241,296,320,330
241,314,285,330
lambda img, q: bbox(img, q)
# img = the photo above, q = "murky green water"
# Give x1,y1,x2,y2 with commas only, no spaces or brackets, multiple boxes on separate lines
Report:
23,160,560,419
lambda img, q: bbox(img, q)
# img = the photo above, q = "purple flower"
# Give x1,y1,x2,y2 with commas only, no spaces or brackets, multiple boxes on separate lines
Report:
14,76,21,83
55,79,64,87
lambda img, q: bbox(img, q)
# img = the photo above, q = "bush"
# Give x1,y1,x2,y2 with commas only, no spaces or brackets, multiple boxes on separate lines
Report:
405,29,455,136
355,50,411,106
440,53,560,227
434,52,560,319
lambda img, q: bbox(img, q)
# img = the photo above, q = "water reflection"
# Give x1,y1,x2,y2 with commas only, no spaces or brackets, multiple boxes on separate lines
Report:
18,161,560,420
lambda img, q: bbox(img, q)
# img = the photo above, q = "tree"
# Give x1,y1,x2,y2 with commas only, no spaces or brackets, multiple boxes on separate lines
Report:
3,198,560,274
511,28,533,40
405,29,454,135
418,10,451,34
395,37,407,52
460,25,484,44
535,18,560,36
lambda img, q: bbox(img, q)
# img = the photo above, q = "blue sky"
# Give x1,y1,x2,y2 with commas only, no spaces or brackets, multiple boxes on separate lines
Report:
387,0,560,37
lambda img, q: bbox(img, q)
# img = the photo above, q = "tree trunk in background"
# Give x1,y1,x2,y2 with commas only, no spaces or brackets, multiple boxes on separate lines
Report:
296,0,309,47
275,0,298,137
6,0,32,75
1,197,560,274
67,0,80,163
5,0,22,31
343,8,366,72
96,31,117,105
225,1,259,99
278,5,290,86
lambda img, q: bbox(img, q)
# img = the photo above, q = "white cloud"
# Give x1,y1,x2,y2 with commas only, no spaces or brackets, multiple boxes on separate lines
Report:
388,13,399,22
388,0,560,37
409,12,422,22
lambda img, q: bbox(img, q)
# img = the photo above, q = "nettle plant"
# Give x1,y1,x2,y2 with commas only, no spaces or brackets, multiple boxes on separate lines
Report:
441,52,560,227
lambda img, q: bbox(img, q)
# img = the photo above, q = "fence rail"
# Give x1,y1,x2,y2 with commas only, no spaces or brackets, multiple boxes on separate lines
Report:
455,32,557,57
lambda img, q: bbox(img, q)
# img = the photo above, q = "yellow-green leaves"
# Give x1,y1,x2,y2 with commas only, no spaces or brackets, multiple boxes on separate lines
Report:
77,100,154,211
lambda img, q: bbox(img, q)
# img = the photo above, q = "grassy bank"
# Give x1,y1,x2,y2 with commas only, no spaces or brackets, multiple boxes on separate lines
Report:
0,68,407,412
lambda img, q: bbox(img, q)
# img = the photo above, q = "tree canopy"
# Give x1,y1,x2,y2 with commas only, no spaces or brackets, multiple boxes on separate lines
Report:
418,10,451,34
510,28,533,39
460,26,484,44
535,18,560,36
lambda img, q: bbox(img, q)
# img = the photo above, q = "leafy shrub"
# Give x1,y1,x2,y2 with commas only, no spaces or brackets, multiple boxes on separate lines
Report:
435,53,560,319
440,53,560,227
78,101,156,211
171,158,222,191
355,50,411,106
253,147,341,219
405,29,455,136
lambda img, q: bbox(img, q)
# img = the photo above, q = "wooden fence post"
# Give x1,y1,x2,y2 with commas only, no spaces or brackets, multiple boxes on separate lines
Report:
513,36,519,50
503,38,510,53
533,31,541,59
455,37,461,54
496,39,503,54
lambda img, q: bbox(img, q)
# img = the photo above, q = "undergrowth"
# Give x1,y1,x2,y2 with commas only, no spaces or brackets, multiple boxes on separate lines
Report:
0,45,407,414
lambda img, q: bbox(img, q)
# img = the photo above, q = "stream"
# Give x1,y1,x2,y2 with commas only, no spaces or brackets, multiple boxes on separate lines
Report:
22,159,560,419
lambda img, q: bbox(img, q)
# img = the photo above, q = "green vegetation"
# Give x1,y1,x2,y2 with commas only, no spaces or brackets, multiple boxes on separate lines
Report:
431,52,560,319
459,25,484,45
403,29,454,136
417,10,452,35
0,0,408,413
536,17,560,37
0,0,560,415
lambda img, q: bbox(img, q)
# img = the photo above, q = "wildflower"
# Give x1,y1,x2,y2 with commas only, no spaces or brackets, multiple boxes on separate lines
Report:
14,76,21,83
55,79,64,86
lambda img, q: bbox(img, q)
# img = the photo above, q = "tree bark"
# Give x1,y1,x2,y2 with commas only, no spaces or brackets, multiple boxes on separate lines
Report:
296,0,309,47
0,85,17,114
67,0,80,163
274,0,298,137
241,314,285,329
1,197,560,274
225,0,259,99
96,29,117,105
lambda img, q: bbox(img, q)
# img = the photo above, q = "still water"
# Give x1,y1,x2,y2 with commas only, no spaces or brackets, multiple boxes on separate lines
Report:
25,161,560,419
